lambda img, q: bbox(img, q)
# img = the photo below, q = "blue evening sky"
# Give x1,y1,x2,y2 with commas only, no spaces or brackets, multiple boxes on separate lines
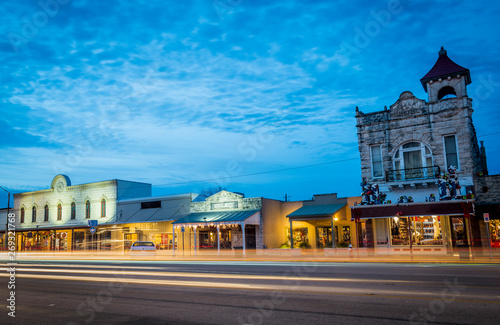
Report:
1,0,499,205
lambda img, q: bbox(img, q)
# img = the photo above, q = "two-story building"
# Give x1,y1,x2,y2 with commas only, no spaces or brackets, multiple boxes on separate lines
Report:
351,47,488,256
13,174,152,251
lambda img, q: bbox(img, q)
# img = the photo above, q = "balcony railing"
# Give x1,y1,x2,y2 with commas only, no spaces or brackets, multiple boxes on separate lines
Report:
386,166,440,182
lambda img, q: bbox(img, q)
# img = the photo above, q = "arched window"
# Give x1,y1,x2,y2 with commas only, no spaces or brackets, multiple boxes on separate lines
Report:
32,206,37,223
20,208,25,223
101,199,106,218
86,200,91,219
393,142,434,180
44,205,49,222
57,204,62,221
437,86,457,100
71,202,76,220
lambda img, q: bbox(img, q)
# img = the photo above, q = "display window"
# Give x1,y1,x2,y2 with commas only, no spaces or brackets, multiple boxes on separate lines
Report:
412,216,442,245
390,216,443,246
316,227,332,248
391,217,410,245
489,220,500,248
287,227,310,248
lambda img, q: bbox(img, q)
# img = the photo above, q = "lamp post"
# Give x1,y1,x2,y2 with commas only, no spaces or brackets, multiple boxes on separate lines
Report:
0,186,11,251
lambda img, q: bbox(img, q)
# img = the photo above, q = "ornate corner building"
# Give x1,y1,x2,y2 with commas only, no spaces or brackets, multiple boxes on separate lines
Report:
351,48,494,255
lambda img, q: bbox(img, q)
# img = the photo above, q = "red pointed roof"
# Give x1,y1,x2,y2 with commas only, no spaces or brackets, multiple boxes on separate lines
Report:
420,47,470,91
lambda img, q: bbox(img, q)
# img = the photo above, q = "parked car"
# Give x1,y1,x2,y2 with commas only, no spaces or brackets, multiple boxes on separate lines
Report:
129,241,156,255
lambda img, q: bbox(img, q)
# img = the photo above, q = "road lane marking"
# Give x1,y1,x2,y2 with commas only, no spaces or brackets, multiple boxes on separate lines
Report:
3,273,500,305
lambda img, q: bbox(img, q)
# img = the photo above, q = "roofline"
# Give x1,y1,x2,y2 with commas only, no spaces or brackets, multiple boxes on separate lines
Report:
117,193,197,203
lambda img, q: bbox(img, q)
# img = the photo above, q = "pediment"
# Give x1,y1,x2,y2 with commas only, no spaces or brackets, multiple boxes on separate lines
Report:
390,91,427,119
205,190,243,203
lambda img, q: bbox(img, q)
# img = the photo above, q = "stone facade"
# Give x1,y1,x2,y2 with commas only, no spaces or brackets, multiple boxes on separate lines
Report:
475,175,500,204
190,190,262,212
355,51,484,203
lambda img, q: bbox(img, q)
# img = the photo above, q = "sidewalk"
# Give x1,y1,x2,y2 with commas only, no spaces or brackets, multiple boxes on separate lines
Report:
1,250,499,264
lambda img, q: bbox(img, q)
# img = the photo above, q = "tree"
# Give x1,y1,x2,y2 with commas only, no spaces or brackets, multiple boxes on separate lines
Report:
200,186,226,197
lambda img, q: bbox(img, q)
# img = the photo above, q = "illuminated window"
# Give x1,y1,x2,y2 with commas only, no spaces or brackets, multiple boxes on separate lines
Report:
86,200,91,219
57,204,62,221
32,206,37,223
44,205,49,222
101,199,106,218
71,202,76,220
20,208,25,223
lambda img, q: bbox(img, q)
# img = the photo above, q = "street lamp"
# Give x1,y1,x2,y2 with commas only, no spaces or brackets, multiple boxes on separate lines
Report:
0,186,11,251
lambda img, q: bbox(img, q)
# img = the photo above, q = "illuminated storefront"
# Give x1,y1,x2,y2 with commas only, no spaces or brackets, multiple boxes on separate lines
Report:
13,174,152,252
286,194,358,249
351,200,476,253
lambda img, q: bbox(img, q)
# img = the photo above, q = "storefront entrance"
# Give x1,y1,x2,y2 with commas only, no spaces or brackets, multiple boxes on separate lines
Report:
316,227,332,248
450,217,468,247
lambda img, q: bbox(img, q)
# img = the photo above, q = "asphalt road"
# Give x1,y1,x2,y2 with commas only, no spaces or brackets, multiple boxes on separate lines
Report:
0,260,499,325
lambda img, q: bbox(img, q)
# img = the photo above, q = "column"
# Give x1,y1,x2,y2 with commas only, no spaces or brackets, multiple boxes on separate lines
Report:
289,219,294,249
331,217,336,249
241,222,246,256
194,227,197,256
217,225,220,256
172,226,176,256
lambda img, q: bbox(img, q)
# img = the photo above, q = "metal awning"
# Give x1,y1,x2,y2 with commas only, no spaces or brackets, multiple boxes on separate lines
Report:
350,200,475,219
172,209,260,227
287,203,345,220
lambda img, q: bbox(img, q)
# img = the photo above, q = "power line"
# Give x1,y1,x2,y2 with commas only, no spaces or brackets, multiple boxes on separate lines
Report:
477,131,500,138
164,157,359,186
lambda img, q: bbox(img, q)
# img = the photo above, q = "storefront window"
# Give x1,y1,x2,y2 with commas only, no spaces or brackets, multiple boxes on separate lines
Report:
293,227,309,248
451,217,467,246
411,216,442,245
317,227,332,248
342,226,351,244
489,220,500,248
391,217,410,245
391,216,443,246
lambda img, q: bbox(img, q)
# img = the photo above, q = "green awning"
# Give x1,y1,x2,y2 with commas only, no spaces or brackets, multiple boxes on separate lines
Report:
173,209,260,225
287,204,345,218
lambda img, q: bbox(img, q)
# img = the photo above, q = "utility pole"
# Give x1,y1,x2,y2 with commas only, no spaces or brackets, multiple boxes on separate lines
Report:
283,194,290,202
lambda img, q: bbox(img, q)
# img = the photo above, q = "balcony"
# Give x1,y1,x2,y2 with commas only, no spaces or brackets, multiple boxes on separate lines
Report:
386,166,440,182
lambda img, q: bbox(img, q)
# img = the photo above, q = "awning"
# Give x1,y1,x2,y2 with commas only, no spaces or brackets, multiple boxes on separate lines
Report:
475,202,500,220
172,209,260,227
287,203,345,220
350,200,475,219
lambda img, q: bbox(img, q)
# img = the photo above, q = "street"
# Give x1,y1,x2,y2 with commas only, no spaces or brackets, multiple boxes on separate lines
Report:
1,260,499,324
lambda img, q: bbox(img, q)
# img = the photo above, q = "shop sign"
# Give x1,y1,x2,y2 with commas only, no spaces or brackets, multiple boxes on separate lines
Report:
484,213,490,222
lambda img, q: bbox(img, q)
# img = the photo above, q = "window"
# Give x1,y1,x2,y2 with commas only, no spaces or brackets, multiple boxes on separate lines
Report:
57,204,62,221
444,135,459,169
101,199,106,218
391,216,443,246
44,205,49,222
141,201,161,209
20,208,25,223
71,202,76,220
371,145,383,178
393,141,433,180
86,200,91,219
32,206,37,223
